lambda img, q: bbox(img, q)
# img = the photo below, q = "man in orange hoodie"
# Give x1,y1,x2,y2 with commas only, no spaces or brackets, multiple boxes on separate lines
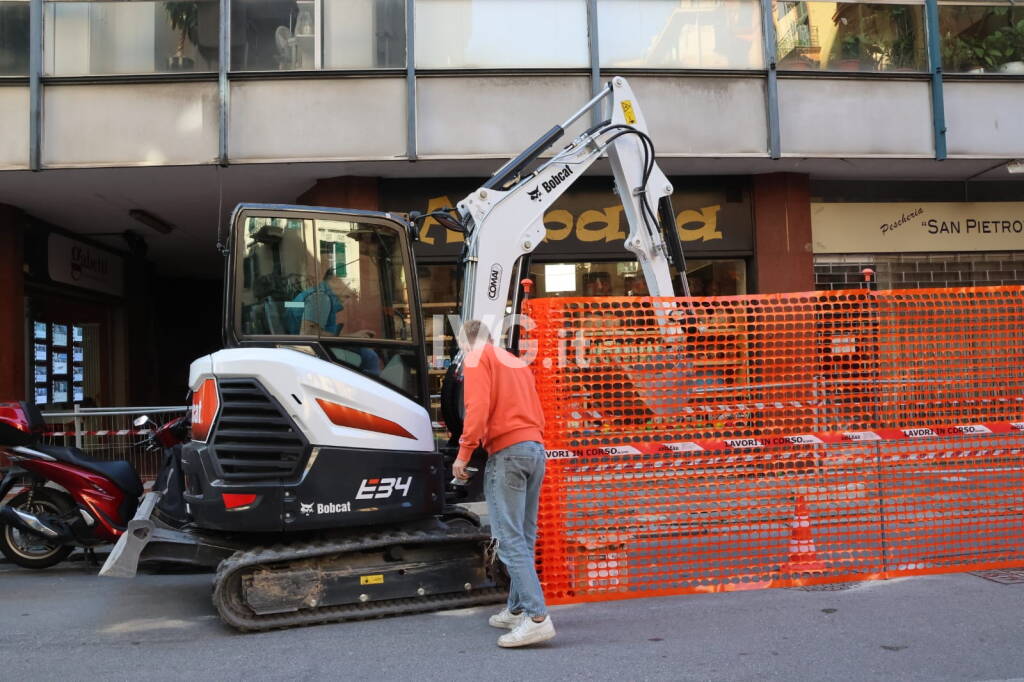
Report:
453,320,555,648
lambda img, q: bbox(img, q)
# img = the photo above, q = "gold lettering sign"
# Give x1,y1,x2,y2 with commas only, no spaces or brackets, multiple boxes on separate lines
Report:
677,205,723,243
544,209,574,241
416,194,725,246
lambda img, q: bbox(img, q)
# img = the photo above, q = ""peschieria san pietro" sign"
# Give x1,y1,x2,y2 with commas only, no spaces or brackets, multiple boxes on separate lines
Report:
812,202,1024,254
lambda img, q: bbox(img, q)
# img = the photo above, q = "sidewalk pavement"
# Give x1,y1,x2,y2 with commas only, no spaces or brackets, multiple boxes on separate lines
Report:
2,560,1023,682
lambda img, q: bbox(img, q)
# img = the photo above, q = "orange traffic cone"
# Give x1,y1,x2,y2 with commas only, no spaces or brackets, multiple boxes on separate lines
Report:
782,495,826,573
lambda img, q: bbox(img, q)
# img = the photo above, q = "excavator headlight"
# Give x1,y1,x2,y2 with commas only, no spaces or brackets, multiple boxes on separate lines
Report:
190,378,220,443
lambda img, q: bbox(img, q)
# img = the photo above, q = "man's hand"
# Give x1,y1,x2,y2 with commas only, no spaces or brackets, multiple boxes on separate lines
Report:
452,459,470,481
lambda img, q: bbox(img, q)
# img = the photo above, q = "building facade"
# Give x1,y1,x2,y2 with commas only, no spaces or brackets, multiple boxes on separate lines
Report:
0,0,1022,406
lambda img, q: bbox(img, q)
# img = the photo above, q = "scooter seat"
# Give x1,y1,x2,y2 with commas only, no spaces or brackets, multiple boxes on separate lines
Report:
30,444,143,499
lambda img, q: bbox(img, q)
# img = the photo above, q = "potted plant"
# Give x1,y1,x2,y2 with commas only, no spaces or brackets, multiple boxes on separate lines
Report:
835,32,882,71
879,6,920,71
996,18,1024,72
969,29,1017,72
165,2,199,71
837,33,864,70
940,34,981,73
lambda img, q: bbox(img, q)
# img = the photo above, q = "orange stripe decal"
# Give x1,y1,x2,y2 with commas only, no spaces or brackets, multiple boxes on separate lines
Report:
315,398,415,439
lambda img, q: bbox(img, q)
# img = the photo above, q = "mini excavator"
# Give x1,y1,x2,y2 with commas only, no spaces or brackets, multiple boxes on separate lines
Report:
99,77,691,631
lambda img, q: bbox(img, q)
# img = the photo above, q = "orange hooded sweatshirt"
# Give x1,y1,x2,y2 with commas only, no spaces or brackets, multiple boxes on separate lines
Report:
455,343,545,463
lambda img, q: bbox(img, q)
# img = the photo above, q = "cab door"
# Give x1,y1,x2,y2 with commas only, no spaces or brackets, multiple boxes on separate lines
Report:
226,205,428,410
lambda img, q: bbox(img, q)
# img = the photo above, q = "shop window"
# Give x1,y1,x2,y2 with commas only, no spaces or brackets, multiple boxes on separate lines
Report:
599,0,764,70
31,320,101,408
938,3,1024,74
0,1,29,76
530,259,747,298
685,259,747,295
44,0,220,75
775,2,929,72
414,0,588,68
231,0,405,71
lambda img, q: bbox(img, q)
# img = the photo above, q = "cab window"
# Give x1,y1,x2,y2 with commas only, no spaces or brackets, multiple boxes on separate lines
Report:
238,215,414,343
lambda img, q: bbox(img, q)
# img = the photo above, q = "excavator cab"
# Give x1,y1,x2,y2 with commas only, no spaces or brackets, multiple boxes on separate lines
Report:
226,205,429,409
172,204,446,535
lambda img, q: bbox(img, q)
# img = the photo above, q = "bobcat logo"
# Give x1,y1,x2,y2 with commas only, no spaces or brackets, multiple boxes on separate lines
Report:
300,502,314,516
527,187,542,202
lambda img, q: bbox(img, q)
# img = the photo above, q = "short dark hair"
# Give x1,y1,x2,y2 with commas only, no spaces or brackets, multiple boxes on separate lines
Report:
462,320,492,345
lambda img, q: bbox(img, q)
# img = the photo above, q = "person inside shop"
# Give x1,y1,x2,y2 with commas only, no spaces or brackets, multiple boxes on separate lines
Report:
687,276,705,297
582,272,612,297
286,268,381,374
629,276,649,297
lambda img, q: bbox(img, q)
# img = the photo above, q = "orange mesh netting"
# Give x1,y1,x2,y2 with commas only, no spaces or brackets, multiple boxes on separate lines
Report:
521,286,1024,603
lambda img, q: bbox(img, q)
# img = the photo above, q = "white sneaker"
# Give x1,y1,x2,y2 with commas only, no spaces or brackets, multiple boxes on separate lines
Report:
497,615,556,648
489,608,526,630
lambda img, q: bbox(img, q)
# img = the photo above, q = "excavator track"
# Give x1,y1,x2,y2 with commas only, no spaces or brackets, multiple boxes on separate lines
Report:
212,526,507,632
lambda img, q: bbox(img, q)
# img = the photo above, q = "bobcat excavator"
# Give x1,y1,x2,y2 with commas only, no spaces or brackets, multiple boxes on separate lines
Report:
98,77,691,631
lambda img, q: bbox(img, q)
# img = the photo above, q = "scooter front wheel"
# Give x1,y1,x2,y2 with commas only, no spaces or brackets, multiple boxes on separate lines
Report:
0,489,75,569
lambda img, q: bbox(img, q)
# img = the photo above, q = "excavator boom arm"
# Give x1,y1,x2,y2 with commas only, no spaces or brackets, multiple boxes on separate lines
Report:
455,77,689,342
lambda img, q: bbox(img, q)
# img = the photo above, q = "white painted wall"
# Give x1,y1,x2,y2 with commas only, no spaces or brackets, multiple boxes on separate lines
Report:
779,78,933,157
43,83,218,166
0,87,29,169
623,76,767,155
419,75,766,158
26,75,1024,169
945,81,1024,158
417,76,592,156
229,78,406,161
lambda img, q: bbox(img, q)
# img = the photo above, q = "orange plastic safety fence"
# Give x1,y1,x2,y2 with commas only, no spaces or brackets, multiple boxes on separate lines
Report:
521,286,1024,604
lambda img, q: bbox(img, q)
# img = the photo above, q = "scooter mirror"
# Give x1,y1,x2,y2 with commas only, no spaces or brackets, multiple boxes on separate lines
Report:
133,415,151,428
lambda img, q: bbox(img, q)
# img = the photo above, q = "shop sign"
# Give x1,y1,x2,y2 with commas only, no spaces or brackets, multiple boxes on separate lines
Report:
812,202,1024,254
47,233,124,296
383,178,754,258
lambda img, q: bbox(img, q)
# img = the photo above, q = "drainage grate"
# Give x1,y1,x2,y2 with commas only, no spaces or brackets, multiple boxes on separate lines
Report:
970,569,1024,585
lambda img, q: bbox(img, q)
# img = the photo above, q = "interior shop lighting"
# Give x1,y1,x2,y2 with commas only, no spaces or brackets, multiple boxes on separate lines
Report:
129,209,175,235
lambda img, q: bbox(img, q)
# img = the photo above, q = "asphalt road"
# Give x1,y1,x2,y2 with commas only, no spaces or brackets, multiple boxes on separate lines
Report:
2,559,1024,682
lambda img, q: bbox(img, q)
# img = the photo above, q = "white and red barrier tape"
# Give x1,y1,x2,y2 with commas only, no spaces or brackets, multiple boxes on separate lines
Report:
573,397,1024,417
43,429,152,437
546,420,1024,459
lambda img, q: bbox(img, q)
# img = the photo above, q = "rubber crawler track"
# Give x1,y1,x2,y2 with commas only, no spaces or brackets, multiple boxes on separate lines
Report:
212,527,507,632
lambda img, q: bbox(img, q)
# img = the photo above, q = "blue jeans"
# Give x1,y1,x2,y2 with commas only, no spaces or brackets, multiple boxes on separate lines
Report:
485,440,548,618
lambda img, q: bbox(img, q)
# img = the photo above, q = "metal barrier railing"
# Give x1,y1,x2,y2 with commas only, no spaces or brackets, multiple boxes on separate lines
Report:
41,405,188,480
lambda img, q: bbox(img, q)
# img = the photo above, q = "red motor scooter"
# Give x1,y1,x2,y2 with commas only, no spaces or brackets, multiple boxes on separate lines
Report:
0,401,186,568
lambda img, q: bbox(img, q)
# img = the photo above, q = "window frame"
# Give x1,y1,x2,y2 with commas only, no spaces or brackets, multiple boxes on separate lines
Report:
228,205,428,405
